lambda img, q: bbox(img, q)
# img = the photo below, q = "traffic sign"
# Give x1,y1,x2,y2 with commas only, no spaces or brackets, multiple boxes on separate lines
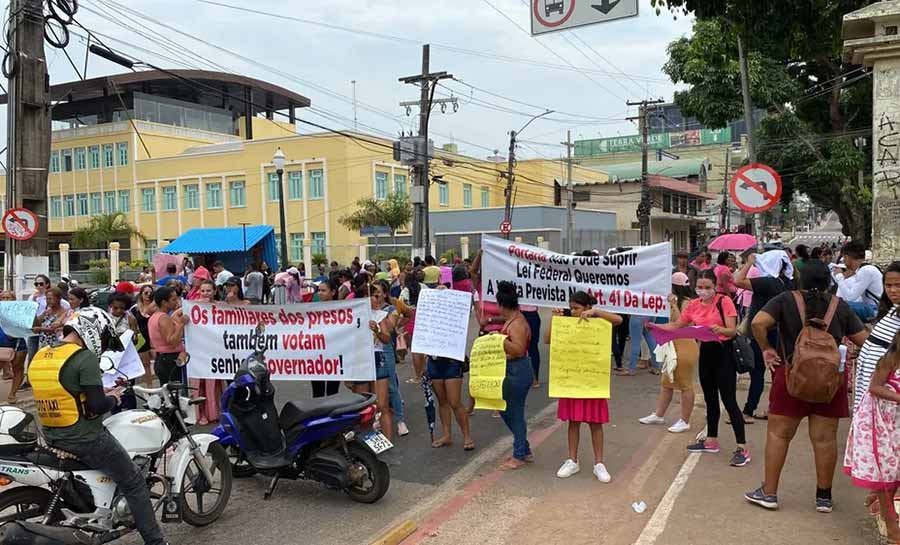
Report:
499,220,512,235
2,208,39,241
531,0,639,36
730,163,783,214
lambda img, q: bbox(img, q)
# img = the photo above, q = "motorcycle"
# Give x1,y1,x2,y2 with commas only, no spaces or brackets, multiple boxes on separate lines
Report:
213,324,391,504
0,382,232,544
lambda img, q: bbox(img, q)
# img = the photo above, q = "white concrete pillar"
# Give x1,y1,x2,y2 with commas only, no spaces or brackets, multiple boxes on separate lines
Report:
460,236,469,260
358,241,367,262
58,243,70,281
109,242,120,284
303,239,313,278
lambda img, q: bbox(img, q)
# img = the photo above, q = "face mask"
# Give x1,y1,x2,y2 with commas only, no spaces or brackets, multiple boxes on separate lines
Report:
696,288,715,301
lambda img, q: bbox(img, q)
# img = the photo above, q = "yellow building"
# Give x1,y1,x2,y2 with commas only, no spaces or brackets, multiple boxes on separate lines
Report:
4,70,609,269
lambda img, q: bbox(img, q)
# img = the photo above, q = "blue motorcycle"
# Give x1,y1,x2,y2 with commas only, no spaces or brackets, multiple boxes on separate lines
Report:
212,324,392,504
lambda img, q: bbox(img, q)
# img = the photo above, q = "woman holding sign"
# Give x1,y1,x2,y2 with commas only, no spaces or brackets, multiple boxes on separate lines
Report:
652,269,750,467
545,291,622,482
494,282,536,471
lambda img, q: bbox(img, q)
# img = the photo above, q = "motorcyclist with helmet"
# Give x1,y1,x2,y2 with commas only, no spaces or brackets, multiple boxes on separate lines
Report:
27,307,168,545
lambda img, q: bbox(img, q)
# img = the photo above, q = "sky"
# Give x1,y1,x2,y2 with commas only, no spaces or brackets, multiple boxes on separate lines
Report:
3,0,695,161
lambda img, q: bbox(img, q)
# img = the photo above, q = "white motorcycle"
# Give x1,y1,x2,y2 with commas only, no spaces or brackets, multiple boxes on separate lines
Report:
0,382,232,544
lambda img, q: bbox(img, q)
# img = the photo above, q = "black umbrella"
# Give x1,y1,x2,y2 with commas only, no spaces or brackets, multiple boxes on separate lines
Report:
421,370,436,443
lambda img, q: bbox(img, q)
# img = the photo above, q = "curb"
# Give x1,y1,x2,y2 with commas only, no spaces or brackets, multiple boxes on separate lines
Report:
369,520,417,545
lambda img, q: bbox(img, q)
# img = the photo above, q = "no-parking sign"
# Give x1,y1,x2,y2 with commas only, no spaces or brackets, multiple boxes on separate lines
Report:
729,163,783,214
2,208,39,241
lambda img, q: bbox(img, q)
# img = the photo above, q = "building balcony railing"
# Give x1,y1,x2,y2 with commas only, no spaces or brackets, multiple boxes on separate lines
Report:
51,120,242,145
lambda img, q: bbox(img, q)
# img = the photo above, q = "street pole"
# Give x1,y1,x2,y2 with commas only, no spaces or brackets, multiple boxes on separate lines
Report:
399,45,452,259
351,79,358,131
627,99,665,246
722,146,731,231
5,0,50,293
272,147,288,270
737,34,764,250
240,222,250,272
562,130,575,253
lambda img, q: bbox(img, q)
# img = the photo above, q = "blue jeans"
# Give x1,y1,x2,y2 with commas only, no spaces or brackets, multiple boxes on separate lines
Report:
500,357,533,460
744,338,766,416
628,315,658,372
522,311,542,382
383,342,404,423
848,301,877,323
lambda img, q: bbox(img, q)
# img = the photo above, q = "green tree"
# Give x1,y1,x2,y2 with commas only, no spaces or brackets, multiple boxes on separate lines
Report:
653,0,874,244
338,194,413,256
71,212,147,249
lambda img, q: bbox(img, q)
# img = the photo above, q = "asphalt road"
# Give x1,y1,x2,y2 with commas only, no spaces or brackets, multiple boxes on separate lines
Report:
124,310,558,545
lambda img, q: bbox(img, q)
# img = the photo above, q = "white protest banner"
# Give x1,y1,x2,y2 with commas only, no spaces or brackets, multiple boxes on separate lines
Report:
410,288,473,361
183,299,375,381
0,301,37,338
100,330,145,388
481,235,672,317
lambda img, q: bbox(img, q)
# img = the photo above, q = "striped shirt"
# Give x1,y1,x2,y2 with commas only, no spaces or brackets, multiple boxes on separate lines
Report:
854,305,900,412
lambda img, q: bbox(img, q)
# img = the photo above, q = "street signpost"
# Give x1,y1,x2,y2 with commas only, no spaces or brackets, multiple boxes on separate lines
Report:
530,0,639,35
499,220,512,235
1,207,39,241
729,163,783,214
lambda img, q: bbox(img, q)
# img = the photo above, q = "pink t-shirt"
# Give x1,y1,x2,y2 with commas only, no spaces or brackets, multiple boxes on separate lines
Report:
681,295,737,341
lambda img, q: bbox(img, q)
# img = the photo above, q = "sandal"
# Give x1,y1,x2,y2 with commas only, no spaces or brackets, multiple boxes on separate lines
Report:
405,377,420,385
500,457,526,471
463,440,475,451
431,438,452,448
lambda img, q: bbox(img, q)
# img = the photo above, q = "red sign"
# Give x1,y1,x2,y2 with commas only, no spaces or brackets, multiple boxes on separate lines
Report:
2,207,39,241
499,220,512,235
730,163,783,213
532,0,577,29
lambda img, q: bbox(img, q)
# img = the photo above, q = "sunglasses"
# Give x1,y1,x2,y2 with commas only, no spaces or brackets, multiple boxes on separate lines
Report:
33,282,46,287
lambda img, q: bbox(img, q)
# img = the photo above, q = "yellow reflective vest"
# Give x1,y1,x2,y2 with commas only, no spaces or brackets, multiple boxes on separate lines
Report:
28,343,88,428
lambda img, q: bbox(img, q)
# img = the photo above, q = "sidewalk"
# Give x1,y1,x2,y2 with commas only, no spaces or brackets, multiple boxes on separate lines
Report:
390,373,880,545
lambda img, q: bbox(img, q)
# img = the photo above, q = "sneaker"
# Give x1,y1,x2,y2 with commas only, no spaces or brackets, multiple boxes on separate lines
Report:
667,419,690,433
815,497,833,513
686,439,720,453
730,448,751,467
397,421,409,437
593,462,611,483
745,486,779,510
639,413,666,425
556,459,580,478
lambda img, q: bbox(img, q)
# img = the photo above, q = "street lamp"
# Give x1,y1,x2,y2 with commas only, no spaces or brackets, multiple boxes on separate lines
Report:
273,147,289,271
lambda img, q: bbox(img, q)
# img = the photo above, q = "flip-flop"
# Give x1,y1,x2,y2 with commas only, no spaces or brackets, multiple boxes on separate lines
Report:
500,458,526,471
463,440,475,451
431,438,452,448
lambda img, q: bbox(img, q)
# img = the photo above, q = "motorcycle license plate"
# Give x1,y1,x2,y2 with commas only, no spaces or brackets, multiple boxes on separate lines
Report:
362,431,393,454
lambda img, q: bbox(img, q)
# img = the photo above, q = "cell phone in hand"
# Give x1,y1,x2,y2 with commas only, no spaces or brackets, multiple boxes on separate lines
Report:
563,309,572,317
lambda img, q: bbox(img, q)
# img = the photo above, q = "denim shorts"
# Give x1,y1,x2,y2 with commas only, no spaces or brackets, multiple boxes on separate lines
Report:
427,357,464,380
375,352,390,381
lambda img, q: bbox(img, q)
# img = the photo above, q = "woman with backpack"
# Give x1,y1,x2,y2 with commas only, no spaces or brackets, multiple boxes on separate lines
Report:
745,260,869,513
651,269,749,467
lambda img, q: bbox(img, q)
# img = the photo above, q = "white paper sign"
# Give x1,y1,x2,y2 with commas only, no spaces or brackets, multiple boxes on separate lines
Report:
411,288,473,361
481,235,672,317
100,330,145,388
183,299,376,381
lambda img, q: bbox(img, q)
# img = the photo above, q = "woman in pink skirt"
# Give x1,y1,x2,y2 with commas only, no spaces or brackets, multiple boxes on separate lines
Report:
844,332,900,543
544,291,623,482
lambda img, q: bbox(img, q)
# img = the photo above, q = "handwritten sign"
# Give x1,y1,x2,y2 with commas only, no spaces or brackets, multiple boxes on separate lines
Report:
100,330,145,388
549,316,612,399
468,334,507,411
410,288,473,361
481,234,671,316
183,299,375,381
0,301,38,338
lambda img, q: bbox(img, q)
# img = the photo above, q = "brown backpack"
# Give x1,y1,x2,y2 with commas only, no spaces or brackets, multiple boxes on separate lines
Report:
784,292,842,404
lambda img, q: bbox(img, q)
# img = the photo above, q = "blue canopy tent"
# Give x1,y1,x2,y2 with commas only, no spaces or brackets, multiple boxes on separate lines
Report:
161,225,278,273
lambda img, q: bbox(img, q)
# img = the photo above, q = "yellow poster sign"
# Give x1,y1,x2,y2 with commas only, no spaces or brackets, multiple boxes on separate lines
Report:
468,334,507,411
549,316,612,399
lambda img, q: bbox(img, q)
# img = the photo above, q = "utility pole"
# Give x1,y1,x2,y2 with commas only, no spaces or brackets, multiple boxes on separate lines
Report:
351,80,358,131
720,147,731,232
5,0,50,292
399,45,452,259
562,130,575,253
737,34,763,250
502,110,554,241
627,99,665,246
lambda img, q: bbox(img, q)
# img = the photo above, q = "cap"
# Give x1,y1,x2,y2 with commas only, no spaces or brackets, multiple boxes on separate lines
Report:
671,272,690,287
193,266,211,281
114,281,136,294
287,266,300,276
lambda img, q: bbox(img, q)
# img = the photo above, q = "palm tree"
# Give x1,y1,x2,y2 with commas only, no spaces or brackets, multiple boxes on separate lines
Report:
339,197,384,256
71,212,147,249
339,194,413,258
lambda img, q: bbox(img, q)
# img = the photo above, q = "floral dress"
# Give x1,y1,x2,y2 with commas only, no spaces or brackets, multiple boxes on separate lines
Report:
844,369,900,490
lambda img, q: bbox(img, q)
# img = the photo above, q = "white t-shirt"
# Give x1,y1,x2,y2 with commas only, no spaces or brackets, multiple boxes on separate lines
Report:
834,264,883,305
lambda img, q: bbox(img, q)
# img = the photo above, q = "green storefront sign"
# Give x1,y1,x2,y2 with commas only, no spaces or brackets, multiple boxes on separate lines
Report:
575,127,731,157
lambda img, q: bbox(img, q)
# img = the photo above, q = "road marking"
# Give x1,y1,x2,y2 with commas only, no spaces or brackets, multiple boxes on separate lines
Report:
626,431,677,497
370,520,417,545
633,452,701,545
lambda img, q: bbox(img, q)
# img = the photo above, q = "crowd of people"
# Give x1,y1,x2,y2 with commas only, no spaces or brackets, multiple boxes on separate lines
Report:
4,237,900,538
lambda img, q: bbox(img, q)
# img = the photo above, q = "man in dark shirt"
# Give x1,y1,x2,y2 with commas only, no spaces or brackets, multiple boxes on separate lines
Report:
745,260,868,514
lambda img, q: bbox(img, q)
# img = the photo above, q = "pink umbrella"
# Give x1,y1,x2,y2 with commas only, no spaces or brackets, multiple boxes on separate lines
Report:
708,233,758,252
